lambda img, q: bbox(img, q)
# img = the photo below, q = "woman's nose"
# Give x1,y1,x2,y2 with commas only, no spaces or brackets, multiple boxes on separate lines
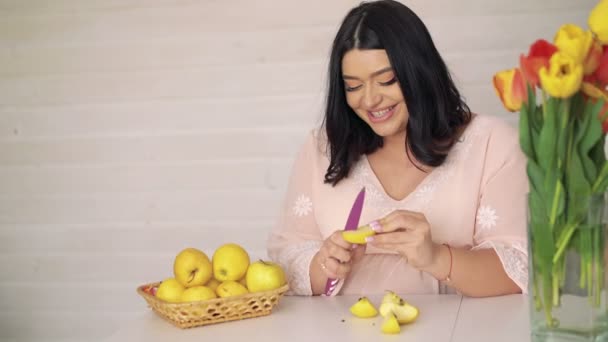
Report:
362,86,382,109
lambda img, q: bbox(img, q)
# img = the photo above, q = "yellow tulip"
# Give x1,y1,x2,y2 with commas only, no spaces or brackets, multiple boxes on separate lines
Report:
539,52,583,98
493,68,526,112
554,24,593,65
589,0,608,44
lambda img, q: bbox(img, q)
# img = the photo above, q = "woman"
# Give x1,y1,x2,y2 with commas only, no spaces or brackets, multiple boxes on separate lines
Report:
267,0,527,297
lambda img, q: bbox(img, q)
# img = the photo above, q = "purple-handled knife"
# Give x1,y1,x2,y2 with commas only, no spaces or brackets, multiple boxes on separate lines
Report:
323,187,366,296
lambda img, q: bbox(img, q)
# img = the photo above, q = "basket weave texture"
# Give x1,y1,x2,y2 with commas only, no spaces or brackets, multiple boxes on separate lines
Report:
137,282,289,328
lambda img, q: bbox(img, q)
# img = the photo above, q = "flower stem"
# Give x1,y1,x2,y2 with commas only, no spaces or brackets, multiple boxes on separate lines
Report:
553,222,578,263
553,265,560,307
543,271,555,326
592,163,608,193
533,270,542,311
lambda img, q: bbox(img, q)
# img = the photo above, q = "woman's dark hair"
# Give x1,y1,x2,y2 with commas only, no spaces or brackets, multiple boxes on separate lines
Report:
323,0,471,186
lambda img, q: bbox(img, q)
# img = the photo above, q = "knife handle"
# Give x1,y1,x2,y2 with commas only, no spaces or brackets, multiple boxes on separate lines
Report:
324,278,339,296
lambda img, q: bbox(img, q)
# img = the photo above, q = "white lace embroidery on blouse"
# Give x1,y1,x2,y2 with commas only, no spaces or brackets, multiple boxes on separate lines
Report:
351,122,482,211
292,195,313,217
269,240,322,295
476,205,499,232
473,240,528,293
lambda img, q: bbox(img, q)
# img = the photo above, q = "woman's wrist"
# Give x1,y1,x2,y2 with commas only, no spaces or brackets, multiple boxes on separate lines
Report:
421,243,452,281
310,252,328,295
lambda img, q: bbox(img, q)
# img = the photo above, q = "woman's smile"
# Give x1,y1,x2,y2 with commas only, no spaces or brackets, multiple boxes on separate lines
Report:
368,104,398,123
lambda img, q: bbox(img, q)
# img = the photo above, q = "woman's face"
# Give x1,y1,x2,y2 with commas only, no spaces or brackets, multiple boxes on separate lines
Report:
341,49,408,139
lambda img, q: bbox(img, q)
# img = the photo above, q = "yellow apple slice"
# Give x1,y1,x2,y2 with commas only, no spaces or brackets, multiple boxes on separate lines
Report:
349,297,378,318
381,290,402,305
379,299,419,324
381,312,401,334
342,226,376,244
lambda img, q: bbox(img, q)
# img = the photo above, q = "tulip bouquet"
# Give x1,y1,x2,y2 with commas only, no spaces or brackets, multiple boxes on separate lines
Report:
493,0,608,332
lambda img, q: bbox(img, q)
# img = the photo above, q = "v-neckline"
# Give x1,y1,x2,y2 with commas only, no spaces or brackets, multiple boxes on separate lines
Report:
361,154,437,203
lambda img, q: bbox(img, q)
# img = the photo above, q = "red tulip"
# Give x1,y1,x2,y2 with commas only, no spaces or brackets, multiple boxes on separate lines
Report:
519,39,558,88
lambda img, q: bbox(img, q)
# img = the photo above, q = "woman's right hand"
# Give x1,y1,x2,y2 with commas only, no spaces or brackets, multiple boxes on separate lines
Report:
313,231,366,280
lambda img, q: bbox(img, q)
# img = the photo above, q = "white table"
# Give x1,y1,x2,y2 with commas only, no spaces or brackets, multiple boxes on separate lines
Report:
103,294,529,342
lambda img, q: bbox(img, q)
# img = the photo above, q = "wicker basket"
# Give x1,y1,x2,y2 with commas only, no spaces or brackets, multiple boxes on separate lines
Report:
136,282,289,328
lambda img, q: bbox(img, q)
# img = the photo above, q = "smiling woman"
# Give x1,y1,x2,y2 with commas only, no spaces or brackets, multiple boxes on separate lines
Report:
342,52,406,137
266,0,528,298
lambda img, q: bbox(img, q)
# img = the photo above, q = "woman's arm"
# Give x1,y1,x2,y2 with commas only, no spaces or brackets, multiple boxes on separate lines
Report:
267,131,324,296
368,211,525,297
422,243,522,297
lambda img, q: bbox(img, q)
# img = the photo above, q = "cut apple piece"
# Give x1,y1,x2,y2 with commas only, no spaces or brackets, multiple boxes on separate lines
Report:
349,297,378,318
379,299,419,324
342,226,376,244
381,313,401,334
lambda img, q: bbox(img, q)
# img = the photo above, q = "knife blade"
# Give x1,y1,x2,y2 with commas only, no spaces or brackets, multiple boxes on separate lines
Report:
323,187,366,296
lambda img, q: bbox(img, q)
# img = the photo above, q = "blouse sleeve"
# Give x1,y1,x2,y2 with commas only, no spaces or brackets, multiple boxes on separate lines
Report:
471,120,529,293
267,131,324,296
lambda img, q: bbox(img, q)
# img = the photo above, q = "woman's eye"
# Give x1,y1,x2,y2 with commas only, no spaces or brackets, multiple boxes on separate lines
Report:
345,84,362,92
379,77,397,86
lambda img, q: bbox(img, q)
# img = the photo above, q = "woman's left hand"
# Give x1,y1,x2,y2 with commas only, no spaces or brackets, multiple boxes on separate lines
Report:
367,210,440,270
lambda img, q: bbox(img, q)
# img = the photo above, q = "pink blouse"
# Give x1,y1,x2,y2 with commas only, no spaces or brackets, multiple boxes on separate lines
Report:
267,114,528,296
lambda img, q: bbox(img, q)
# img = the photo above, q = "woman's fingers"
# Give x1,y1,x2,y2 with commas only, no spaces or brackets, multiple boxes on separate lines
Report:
326,241,352,263
351,244,366,263
330,230,352,249
370,231,421,245
321,257,351,279
376,210,426,233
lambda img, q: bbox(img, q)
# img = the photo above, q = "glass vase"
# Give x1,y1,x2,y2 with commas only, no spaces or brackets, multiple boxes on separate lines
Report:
529,193,608,341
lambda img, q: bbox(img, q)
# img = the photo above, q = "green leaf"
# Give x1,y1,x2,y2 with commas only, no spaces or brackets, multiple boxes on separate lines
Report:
555,99,571,170
537,97,559,172
566,150,591,221
590,137,606,169
578,99,604,183
527,161,548,219
519,103,535,160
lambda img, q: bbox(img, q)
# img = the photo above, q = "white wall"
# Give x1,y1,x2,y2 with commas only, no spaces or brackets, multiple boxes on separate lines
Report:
0,0,597,340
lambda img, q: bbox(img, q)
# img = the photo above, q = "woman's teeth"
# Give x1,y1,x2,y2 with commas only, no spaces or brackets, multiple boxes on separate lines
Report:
371,105,394,118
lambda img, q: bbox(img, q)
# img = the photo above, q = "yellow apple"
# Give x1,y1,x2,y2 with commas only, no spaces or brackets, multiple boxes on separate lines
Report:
156,278,185,303
216,280,249,298
212,243,250,281
205,278,221,292
180,285,217,302
245,260,286,293
173,248,213,288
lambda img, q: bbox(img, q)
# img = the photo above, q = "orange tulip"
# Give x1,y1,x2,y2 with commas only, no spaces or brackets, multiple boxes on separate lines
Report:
601,103,608,133
588,45,608,87
584,39,603,75
520,39,558,88
493,68,527,112
582,82,608,133
582,82,608,101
